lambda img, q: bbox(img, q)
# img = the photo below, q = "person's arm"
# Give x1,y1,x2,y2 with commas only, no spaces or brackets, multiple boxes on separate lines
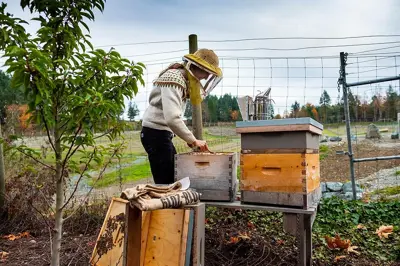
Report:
160,85,197,145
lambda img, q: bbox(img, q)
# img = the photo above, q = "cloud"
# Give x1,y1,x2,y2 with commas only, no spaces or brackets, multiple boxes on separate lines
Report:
1,0,400,118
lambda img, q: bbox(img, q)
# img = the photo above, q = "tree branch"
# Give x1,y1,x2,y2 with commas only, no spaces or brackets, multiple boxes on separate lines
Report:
61,123,82,169
29,201,53,232
63,143,123,222
60,149,95,211
40,109,56,153
93,128,115,140
16,147,56,171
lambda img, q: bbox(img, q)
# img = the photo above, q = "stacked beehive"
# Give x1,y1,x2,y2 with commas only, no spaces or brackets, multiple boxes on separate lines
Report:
236,118,323,209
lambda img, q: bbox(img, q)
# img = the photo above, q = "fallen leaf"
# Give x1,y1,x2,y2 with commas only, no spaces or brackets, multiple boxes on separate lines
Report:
277,239,285,246
325,234,351,250
247,221,255,230
238,232,250,240
376,225,393,239
0,251,9,262
2,232,31,241
347,246,360,255
356,224,366,230
334,255,346,262
228,236,239,244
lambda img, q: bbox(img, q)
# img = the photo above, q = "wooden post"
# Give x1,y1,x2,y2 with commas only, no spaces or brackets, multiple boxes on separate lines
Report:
0,123,5,210
188,34,203,140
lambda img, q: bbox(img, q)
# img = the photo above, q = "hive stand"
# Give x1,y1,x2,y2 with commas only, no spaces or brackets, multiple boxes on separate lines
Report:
207,200,317,266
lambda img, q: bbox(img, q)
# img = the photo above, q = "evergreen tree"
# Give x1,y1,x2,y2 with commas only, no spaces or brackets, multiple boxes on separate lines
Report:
127,101,139,121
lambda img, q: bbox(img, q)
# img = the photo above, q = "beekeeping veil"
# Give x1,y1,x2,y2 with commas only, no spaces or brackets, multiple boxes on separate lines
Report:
183,49,223,106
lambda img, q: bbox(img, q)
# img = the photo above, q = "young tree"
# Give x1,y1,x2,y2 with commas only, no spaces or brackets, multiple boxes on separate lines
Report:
127,101,139,121
319,90,331,123
0,1,144,265
291,101,300,118
0,70,26,123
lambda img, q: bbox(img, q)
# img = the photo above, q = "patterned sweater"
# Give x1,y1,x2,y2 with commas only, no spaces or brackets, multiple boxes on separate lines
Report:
142,69,196,144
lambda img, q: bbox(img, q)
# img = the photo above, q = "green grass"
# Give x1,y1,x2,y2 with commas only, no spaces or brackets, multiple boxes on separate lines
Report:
395,170,400,176
90,161,151,188
319,144,329,160
371,185,400,196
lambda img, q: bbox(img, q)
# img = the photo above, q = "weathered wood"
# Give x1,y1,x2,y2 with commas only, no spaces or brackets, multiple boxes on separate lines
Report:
240,153,320,194
140,212,151,266
144,209,186,265
283,213,298,236
189,203,205,266
242,148,319,154
241,131,320,150
91,198,128,266
179,210,191,266
236,117,323,130
175,152,238,201
241,186,321,209
185,211,195,266
236,124,323,135
124,205,142,266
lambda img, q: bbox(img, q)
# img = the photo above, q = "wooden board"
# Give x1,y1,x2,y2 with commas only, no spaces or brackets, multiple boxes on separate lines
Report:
175,152,238,202
236,124,323,135
241,148,319,154
240,131,320,150
90,198,129,266
240,153,320,194
241,185,322,209
190,204,205,266
236,117,324,130
143,209,189,265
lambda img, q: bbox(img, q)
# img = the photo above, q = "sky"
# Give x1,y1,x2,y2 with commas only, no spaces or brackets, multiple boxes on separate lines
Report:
1,0,400,119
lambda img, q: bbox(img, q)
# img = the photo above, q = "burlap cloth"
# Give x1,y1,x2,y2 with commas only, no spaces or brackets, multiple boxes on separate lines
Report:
120,179,200,211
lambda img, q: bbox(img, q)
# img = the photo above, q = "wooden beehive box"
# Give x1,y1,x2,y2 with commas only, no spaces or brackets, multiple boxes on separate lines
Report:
90,198,205,266
175,152,238,202
236,118,323,209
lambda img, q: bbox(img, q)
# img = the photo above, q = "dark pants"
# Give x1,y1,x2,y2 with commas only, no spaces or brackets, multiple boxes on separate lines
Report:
140,126,177,184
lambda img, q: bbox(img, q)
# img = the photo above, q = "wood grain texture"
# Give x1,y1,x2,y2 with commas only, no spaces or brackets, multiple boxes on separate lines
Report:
90,198,128,266
241,148,319,154
236,117,323,130
241,186,322,209
179,210,191,266
190,204,205,266
124,206,142,266
240,153,320,194
140,212,151,266
144,209,186,266
236,124,323,135
240,131,320,150
175,152,238,202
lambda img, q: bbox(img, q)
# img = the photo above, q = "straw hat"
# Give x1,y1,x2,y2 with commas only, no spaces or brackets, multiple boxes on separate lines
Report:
183,49,223,77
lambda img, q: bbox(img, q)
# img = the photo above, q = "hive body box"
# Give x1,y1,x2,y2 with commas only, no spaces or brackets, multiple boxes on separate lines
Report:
236,118,323,209
175,152,238,202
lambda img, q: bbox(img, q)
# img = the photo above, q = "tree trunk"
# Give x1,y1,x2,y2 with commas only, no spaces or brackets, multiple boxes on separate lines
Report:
51,126,64,266
0,123,5,210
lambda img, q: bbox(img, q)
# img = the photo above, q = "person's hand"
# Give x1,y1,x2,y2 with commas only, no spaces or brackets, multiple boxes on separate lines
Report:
189,139,209,152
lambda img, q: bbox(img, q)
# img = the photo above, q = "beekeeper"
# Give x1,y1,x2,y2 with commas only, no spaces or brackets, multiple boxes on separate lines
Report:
141,49,223,184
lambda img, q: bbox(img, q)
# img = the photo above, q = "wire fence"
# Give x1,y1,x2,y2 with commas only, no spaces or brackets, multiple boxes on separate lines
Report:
2,36,400,201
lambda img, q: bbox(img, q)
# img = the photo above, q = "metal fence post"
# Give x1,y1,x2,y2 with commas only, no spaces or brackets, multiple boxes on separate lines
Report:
339,52,357,200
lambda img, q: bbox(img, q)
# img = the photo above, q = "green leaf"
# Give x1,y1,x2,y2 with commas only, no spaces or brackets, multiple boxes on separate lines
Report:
80,21,90,33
